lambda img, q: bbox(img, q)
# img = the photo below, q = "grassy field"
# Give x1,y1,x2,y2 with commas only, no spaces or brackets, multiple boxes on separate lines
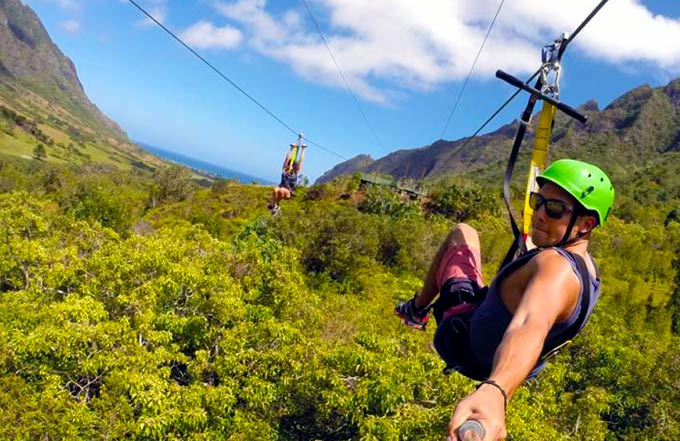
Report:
0,80,164,172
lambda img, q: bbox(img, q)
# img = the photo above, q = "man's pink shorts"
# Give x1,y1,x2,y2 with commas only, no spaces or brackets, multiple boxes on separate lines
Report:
436,245,484,291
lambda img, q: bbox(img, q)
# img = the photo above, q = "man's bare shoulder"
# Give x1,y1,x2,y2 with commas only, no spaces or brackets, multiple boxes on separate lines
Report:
529,248,579,273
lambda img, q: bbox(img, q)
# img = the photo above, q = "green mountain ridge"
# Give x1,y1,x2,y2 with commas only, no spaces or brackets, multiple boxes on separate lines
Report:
317,78,680,186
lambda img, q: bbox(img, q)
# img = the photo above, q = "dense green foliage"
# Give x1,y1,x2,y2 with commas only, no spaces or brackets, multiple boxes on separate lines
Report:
1,153,679,440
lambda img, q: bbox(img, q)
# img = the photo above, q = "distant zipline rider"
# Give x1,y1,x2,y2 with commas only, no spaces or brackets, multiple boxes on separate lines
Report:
395,1,613,439
268,133,306,215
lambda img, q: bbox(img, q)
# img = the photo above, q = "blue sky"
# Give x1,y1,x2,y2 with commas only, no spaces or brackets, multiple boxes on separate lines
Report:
22,0,680,181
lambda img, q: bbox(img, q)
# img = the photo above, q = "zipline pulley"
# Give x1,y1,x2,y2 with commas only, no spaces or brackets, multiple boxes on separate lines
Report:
497,31,590,266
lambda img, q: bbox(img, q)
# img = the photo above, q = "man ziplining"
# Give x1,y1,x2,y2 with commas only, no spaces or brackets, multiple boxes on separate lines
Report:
268,134,306,216
394,3,615,438
396,160,615,440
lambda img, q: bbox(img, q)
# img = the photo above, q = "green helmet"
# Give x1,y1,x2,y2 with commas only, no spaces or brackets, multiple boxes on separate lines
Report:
536,159,615,226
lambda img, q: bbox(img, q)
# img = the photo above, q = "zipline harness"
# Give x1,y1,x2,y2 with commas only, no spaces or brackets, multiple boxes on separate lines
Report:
282,133,307,175
497,0,610,268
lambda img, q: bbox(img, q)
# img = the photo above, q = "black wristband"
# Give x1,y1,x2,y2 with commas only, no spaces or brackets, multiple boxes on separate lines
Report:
477,380,508,411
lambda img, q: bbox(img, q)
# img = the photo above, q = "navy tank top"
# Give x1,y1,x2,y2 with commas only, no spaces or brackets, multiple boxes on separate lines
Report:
469,247,601,379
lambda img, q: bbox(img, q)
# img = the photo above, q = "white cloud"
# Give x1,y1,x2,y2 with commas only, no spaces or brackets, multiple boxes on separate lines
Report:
564,1,680,71
210,0,680,103
59,19,80,34
179,21,243,50
489,0,680,71
137,6,167,27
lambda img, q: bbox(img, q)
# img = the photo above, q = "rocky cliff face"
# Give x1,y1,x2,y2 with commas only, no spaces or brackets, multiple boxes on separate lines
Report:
0,0,127,141
0,0,81,90
0,0,165,170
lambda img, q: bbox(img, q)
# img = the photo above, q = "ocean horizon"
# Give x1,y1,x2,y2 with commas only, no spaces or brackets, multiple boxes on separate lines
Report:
138,142,275,185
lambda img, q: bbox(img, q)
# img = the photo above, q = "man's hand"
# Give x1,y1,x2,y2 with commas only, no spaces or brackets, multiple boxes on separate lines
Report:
447,384,507,441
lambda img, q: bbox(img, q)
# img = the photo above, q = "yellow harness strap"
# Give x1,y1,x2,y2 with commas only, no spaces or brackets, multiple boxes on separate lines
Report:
284,144,299,173
522,102,556,242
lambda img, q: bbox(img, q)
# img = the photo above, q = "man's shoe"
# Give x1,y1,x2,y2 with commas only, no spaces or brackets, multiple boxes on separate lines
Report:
395,295,430,330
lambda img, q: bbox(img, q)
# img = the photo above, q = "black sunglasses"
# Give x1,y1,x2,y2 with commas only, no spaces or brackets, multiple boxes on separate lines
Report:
529,192,575,220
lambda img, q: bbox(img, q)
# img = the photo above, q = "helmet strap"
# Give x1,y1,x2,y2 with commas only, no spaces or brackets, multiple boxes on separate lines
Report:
556,211,582,247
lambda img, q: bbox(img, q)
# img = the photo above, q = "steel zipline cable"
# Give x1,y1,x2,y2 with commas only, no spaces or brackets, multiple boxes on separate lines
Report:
440,0,506,140
449,67,541,156
300,0,387,154
127,0,349,161
445,0,609,158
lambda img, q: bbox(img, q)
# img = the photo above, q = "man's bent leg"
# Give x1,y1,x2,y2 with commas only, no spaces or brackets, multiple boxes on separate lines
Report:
396,223,483,330
269,187,286,215
415,223,482,309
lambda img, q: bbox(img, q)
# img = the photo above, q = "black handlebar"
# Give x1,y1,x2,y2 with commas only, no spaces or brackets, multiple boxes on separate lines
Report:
495,69,588,124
